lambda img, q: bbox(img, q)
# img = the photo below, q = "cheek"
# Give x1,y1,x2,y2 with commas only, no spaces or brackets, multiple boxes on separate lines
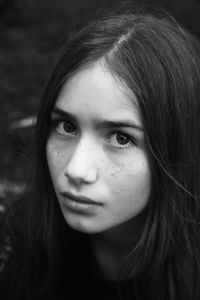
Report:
46,139,65,177
106,157,151,209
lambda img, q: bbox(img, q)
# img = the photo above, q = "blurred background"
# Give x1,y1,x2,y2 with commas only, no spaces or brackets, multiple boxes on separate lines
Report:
0,0,200,211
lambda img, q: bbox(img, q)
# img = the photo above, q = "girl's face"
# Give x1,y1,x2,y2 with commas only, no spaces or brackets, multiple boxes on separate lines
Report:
46,62,151,234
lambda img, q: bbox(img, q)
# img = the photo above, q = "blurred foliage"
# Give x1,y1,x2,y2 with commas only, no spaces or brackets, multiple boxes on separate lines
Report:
0,0,200,191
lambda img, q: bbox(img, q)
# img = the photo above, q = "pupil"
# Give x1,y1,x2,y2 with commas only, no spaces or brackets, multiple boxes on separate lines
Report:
117,133,128,145
64,122,74,132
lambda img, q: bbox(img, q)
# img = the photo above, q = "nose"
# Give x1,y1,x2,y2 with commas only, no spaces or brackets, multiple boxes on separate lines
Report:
64,137,98,185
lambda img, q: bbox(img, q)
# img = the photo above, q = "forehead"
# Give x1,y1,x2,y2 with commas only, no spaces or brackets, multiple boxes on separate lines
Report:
55,62,141,125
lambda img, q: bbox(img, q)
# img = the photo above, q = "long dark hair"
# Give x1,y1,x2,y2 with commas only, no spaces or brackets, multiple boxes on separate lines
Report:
24,7,200,300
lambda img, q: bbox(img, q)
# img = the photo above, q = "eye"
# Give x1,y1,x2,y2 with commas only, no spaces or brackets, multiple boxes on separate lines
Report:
54,120,77,135
106,131,135,149
115,133,130,145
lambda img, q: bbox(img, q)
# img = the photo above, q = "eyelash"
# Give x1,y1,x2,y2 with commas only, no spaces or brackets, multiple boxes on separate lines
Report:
51,119,77,135
105,131,136,151
50,119,136,150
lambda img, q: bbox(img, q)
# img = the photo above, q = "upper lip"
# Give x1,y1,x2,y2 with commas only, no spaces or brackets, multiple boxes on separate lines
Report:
60,191,103,206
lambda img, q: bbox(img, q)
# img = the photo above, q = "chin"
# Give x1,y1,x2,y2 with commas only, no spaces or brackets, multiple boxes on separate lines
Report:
63,214,109,234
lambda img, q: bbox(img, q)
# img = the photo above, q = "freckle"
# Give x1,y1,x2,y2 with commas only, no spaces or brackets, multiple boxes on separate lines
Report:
55,151,63,158
110,168,120,176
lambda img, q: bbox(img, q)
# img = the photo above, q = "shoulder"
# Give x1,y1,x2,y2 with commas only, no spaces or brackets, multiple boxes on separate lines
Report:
0,217,11,274
0,196,30,276
0,197,33,299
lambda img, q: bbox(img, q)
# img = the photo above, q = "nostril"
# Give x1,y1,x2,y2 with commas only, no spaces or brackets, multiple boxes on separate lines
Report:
64,167,97,185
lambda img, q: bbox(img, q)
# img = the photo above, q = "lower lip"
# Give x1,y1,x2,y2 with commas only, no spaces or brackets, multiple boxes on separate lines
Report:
62,196,102,214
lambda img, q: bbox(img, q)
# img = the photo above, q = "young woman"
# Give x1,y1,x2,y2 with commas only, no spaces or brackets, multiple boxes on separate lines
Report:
1,7,200,300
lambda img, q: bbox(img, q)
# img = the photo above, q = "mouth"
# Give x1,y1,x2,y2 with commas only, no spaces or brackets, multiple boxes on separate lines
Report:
60,191,103,206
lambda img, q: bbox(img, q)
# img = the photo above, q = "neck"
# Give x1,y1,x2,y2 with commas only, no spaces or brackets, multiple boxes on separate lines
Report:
90,211,146,281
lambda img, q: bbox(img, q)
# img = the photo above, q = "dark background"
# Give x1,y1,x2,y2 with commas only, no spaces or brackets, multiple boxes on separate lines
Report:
0,0,200,207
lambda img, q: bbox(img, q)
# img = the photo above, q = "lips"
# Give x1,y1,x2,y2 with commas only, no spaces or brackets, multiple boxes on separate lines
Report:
60,191,103,206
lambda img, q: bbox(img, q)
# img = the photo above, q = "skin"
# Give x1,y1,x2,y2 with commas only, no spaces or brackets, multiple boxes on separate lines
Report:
46,61,151,278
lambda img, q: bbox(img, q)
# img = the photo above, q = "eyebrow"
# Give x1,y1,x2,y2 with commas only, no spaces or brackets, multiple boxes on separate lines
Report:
52,107,143,131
